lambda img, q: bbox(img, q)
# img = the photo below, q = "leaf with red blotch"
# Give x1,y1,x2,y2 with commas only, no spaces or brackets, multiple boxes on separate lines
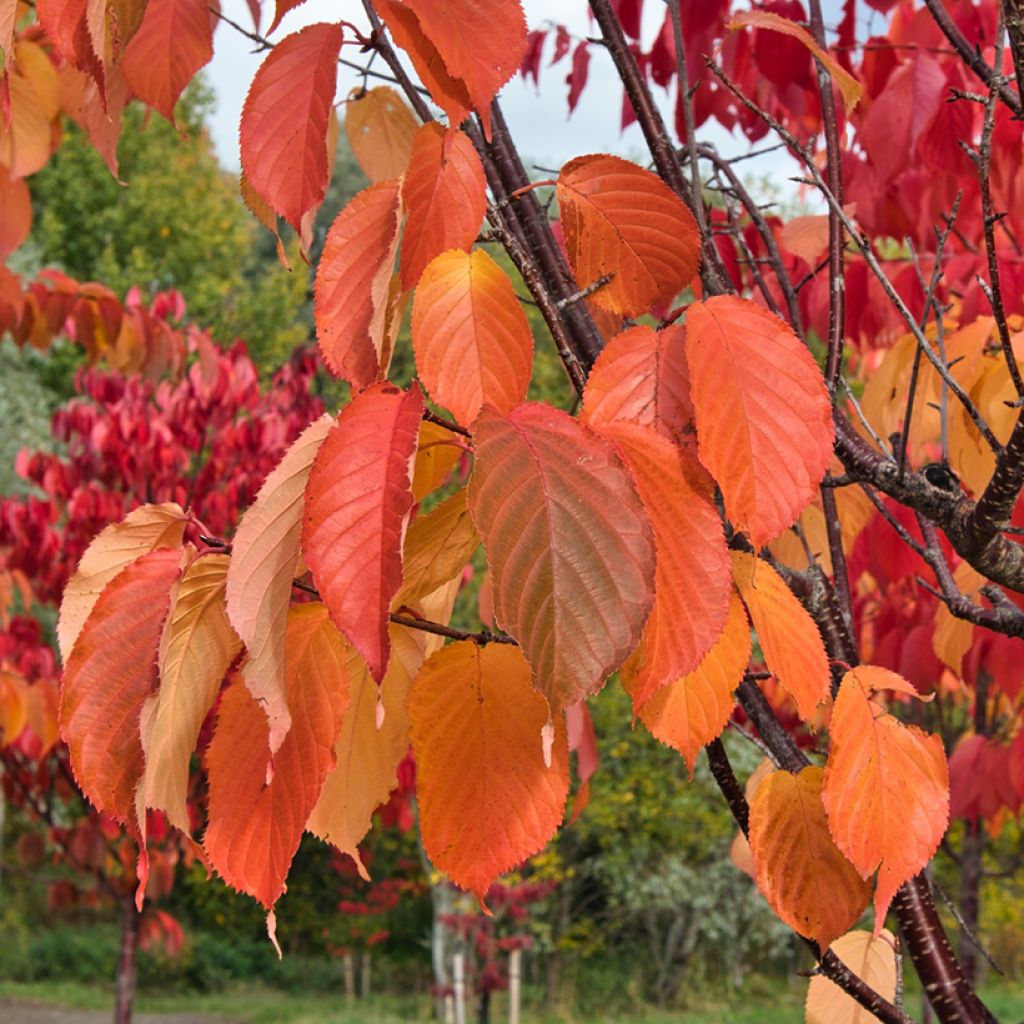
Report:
566,701,598,825
597,424,729,706
344,86,419,183
635,591,749,773
409,641,569,903
806,929,898,1024
400,124,487,291
120,0,214,122
60,548,184,832
139,554,240,837
204,604,350,910
566,41,590,113
58,502,187,664
0,171,30,259
303,384,423,682
468,404,655,714
411,249,533,425
240,23,343,234
822,666,949,934
750,766,871,951
314,182,402,387
687,296,833,548
581,324,694,438
557,154,700,317
730,551,829,721
226,415,332,756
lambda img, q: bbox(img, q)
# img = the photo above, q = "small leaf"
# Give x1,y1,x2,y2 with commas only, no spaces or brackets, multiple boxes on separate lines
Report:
344,85,419,183
409,641,569,903
411,419,462,502
932,562,984,676
0,172,31,259
557,154,700,317
412,248,533,425
806,930,898,1024
749,766,871,951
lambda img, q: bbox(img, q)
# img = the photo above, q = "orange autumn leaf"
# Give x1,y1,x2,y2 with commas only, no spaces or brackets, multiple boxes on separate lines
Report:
780,214,830,266
806,929,898,1024
411,248,533,426
0,671,27,747
688,296,833,548
932,562,985,676
557,154,700,317
635,591,750,772
822,666,949,933
409,641,569,903
344,85,419,183
749,766,871,951
730,551,829,721
0,171,31,259
411,419,462,502
0,41,61,179
204,604,350,910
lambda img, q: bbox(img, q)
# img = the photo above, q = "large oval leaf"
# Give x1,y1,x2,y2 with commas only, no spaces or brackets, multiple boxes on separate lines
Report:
686,296,833,548
409,641,569,903
806,929,898,1024
557,154,700,317
344,86,418,184
411,248,533,426
468,404,655,713
303,384,423,681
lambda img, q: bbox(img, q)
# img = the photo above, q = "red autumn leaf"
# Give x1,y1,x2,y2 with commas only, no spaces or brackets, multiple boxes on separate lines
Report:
468,403,655,714
409,641,569,903
566,700,598,824
239,23,343,234
314,182,402,388
267,0,307,35
400,123,488,291
822,666,950,933
687,296,833,548
302,383,423,682
566,41,590,113
204,604,350,910
411,248,533,426
59,62,127,179
556,154,700,317
344,85,419,184
120,0,214,122
36,0,102,84
730,551,830,721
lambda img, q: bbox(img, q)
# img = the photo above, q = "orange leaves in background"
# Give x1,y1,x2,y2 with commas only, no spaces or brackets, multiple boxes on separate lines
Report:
806,930,898,1024
557,155,700,317
469,403,655,714
749,766,870,951
400,124,487,291
823,667,949,932
303,383,422,681
409,641,568,904
240,22,343,233
687,296,833,548
344,86,418,183
412,248,533,426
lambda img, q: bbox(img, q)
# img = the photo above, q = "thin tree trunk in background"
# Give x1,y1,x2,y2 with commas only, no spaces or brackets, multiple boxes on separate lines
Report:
360,950,371,998
343,952,354,1001
508,949,521,1024
113,897,139,1024
959,821,984,987
546,880,571,1010
453,951,466,1024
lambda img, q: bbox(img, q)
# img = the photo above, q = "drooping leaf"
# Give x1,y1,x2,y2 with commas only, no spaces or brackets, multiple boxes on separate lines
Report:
932,562,984,676
635,591,750,772
409,641,569,902
805,930,898,1024
556,154,700,317
0,672,27,747
226,415,332,756
58,61,127,179
58,502,187,664
565,700,598,824
0,172,31,259
314,182,403,387
822,666,949,932
344,85,419,184
239,23,343,234
468,404,655,713
204,604,350,910
688,296,833,548
411,248,533,425
0,41,61,179
749,766,871,951
85,0,148,70
411,419,462,502
303,384,423,681
61,548,184,831
730,551,829,721
267,0,307,34
400,124,487,290
581,324,694,438
139,554,240,836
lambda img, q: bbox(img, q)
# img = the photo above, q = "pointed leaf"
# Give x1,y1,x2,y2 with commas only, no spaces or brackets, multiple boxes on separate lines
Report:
240,23,343,233
412,248,533,425
344,85,419,184
226,414,332,755
823,666,949,933
0,171,31,260
556,154,700,317
730,551,829,721
58,502,187,664
409,641,569,902
411,419,462,502
1,41,61,180
806,930,898,1024
687,296,833,548
204,604,350,909
468,403,655,713
750,766,871,951
303,383,423,681
314,182,402,387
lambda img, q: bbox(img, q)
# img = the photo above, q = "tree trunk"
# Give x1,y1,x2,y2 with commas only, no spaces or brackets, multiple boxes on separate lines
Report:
360,950,371,998
959,820,984,987
343,952,354,1001
113,897,139,1024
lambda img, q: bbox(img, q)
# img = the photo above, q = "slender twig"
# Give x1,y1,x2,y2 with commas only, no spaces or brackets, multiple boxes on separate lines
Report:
422,407,471,438
931,880,1005,976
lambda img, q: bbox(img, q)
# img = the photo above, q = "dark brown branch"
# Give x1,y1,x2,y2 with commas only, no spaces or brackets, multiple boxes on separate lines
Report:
389,612,516,646
422,407,471,438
